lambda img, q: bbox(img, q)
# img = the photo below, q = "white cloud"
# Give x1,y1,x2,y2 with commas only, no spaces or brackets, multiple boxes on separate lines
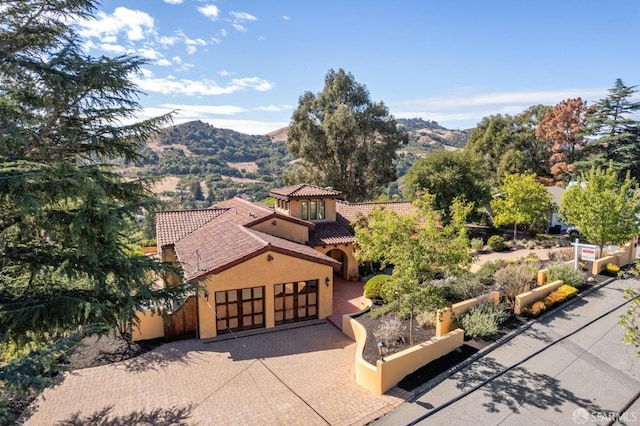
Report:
139,68,154,78
390,87,614,130
255,105,294,112
156,59,172,66
283,16,291,21
220,29,227,37
184,36,207,54
198,5,220,20
230,11,257,22
162,103,245,115
232,24,246,32
131,108,287,135
158,35,179,47
164,0,183,4
100,43,126,53
138,47,162,60
77,7,155,42
172,56,182,64
132,76,274,96
218,70,233,76
211,37,221,44
186,45,197,54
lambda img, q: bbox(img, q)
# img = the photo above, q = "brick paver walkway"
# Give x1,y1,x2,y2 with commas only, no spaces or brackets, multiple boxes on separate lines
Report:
25,323,408,425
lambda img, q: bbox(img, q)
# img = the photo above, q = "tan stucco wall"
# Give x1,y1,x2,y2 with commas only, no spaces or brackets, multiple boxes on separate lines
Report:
436,291,500,337
197,251,334,339
514,280,564,315
132,311,164,341
345,316,464,394
288,198,337,222
318,245,359,279
161,247,181,285
249,218,309,243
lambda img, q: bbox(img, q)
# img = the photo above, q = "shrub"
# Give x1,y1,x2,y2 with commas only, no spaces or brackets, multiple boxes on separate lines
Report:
548,247,574,262
433,274,487,303
494,264,536,303
487,235,506,251
364,274,391,299
523,301,547,317
373,315,406,348
473,261,504,286
458,302,509,339
557,284,578,299
470,238,484,252
606,263,620,274
416,311,437,328
546,262,586,288
542,290,567,308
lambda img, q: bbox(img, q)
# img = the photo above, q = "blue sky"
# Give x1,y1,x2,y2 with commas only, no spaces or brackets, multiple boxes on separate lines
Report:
76,0,640,134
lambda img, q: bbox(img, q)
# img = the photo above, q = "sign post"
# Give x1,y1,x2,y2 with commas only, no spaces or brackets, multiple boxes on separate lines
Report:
572,238,598,270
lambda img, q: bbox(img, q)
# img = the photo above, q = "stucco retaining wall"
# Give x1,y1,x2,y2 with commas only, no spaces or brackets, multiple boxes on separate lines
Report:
514,280,564,315
132,310,164,341
436,291,500,337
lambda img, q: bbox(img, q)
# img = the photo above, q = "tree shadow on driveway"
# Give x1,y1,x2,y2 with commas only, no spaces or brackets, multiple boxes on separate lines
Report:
454,356,604,415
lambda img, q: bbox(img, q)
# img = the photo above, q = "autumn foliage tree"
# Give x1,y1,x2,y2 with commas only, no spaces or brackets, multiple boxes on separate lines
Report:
536,98,589,181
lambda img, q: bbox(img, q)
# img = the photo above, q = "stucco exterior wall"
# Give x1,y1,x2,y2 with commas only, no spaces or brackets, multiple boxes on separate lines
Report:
288,198,337,222
249,218,309,244
197,251,334,339
132,311,165,341
318,244,359,279
160,247,181,285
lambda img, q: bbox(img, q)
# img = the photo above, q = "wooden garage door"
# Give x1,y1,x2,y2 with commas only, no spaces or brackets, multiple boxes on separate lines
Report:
274,280,318,325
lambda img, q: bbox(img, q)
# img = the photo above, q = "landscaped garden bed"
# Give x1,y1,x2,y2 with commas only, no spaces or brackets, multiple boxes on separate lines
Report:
350,248,616,393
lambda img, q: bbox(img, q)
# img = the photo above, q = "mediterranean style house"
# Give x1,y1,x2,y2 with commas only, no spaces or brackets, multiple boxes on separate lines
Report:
138,184,413,341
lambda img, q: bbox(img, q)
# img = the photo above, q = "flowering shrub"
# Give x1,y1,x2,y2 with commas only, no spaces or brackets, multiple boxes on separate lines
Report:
557,284,578,299
523,301,547,317
606,263,620,274
542,290,566,308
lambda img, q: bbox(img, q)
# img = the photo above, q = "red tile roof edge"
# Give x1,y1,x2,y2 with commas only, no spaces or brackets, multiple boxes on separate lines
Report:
244,212,315,229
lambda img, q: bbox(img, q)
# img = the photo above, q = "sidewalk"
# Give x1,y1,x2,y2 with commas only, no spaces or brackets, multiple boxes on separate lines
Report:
373,278,640,425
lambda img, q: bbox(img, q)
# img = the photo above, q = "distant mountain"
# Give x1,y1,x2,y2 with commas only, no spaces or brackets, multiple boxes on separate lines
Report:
125,118,471,206
396,118,469,151
267,117,469,152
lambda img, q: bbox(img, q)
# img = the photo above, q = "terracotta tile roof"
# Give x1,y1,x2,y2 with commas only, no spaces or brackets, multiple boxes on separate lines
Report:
269,184,343,199
156,208,227,247
159,197,339,281
308,221,355,246
336,200,416,223
245,212,315,229
212,197,274,225
175,214,339,280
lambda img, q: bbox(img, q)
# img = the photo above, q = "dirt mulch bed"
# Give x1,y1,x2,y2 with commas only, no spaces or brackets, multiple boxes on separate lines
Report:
68,333,163,370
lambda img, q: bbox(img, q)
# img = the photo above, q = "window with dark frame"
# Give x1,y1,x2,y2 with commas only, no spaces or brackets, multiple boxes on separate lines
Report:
310,201,317,220
215,286,265,334
301,201,308,220
274,280,318,325
318,200,325,220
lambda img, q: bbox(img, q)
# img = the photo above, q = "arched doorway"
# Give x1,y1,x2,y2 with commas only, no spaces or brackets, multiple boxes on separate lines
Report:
326,248,349,279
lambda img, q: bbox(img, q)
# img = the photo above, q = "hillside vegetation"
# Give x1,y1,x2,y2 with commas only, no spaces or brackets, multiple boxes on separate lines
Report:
124,118,468,207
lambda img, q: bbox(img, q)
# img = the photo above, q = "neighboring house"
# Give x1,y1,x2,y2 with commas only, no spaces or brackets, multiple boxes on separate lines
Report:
546,186,568,233
148,183,413,340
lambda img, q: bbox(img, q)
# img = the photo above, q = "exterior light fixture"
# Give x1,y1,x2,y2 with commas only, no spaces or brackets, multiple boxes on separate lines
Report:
377,341,386,362
267,254,274,261
325,277,330,287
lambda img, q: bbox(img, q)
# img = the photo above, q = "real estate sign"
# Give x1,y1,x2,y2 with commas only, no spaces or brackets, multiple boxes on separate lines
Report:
581,247,596,262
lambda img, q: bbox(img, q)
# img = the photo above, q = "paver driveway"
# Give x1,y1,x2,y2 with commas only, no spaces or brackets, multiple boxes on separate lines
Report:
25,322,408,425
